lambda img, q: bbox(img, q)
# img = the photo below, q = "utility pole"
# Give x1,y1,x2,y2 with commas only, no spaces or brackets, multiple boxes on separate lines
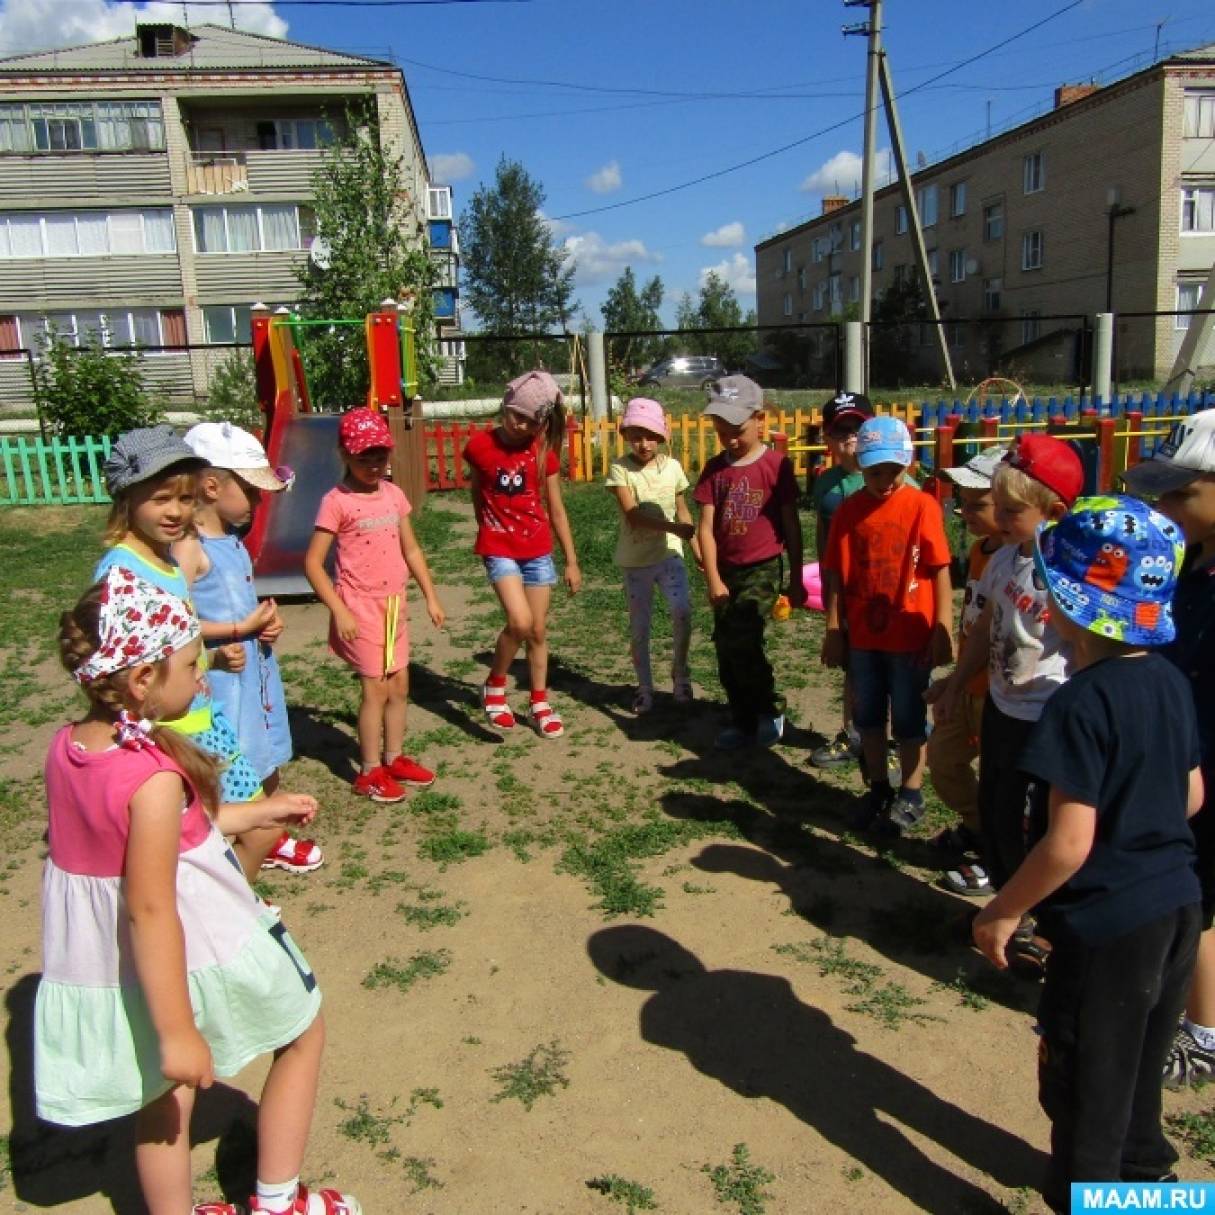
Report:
844,0,881,348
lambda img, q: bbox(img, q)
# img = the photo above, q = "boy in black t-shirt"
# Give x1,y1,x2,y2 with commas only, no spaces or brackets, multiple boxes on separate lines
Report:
973,494,1204,1213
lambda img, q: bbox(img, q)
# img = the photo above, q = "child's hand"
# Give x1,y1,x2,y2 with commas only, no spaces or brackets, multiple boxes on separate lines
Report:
160,1027,214,1089
258,792,319,829
333,605,359,641
787,580,808,610
928,623,954,669
257,601,284,646
426,597,446,630
691,542,705,571
972,903,1019,970
564,562,583,595
926,675,958,722
215,642,246,674
241,600,277,638
820,627,846,668
706,577,730,607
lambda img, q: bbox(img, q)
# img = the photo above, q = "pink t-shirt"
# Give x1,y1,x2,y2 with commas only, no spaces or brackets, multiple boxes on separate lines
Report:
45,725,209,878
463,428,559,560
315,480,412,597
693,447,798,569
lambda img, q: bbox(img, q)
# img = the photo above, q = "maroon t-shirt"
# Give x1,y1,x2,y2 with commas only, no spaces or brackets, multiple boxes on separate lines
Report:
463,428,560,559
694,447,798,569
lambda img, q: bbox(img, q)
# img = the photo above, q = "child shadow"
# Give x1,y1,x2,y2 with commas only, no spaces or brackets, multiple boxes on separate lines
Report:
6,974,259,1212
287,705,359,783
587,926,1044,1209
405,662,502,744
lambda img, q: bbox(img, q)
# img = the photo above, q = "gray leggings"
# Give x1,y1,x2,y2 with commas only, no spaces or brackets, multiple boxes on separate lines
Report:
623,555,692,691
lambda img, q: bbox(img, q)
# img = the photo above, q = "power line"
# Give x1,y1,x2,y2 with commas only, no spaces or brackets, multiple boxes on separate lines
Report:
549,0,1086,222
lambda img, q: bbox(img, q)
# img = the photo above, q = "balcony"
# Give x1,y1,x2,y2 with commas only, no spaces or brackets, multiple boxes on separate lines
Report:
184,153,248,196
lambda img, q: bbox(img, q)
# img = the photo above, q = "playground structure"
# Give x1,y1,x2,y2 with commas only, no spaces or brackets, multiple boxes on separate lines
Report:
245,302,426,596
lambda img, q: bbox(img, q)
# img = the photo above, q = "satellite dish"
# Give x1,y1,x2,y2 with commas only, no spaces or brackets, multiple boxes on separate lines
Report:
309,237,332,271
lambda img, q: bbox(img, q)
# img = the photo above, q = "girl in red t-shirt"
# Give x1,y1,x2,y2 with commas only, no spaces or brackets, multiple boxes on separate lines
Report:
463,370,581,737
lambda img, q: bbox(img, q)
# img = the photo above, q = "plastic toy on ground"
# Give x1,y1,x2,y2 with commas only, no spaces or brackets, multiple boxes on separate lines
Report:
801,562,824,612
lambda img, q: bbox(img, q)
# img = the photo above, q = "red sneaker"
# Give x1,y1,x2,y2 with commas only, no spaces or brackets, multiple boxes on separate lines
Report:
385,755,435,787
261,831,324,874
352,766,406,803
249,1184,363,1214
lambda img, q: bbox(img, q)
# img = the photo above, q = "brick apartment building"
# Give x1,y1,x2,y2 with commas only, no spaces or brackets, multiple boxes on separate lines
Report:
0,22,463,408
754,42,1215,384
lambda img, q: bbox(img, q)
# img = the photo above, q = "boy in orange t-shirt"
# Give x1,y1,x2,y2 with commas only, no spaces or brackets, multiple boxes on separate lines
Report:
821,416,953,833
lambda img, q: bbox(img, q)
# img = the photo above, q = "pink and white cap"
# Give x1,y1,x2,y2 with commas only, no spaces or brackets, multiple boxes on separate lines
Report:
619,397,669,439
503,370,563,420
75,567,200,686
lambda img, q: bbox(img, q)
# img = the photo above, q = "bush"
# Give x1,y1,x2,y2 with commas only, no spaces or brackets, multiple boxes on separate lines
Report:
201,348,262,430
33,335,162,438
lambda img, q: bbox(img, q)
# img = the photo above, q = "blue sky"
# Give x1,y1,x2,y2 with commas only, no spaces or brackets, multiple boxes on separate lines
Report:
3,0,1215,325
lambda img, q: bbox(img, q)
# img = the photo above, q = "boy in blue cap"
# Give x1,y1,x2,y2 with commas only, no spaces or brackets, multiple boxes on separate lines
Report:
820,414,953,830
973,495,1202,1212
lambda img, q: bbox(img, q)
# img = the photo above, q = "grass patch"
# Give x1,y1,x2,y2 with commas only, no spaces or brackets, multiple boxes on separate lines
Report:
402,1155,444,1193
586,1173,659,1212
489,1040,571,1110
933,971,992,1012
1168,1109,1215,1163
418,827,490,866
702,1143,775,1215
362,949,452,993
397,899,467,930
334,1094,405,1148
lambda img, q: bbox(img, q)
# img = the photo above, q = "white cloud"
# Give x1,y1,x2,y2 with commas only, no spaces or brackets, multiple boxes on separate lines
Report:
699,252,756,298
538,209,576,240
585,160,622,195
562,230,658,287
427,152,474,184
700,221,745,248
799,147,894,195
0,0,286,55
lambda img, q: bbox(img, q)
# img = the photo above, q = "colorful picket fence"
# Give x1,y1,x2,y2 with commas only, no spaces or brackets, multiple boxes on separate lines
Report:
0,433,112,506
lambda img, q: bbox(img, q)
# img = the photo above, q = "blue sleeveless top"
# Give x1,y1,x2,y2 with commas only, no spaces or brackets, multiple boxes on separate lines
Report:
190,531,292,782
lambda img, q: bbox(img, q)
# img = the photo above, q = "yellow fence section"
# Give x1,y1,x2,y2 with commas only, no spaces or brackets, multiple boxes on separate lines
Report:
571,402,923,482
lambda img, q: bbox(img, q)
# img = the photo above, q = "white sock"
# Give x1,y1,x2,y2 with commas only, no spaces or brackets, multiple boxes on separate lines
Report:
256,1175,299,1213
1184,1019,1215,1051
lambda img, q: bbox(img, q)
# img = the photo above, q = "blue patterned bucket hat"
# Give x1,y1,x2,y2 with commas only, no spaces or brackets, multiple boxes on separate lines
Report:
1033,494,1185,645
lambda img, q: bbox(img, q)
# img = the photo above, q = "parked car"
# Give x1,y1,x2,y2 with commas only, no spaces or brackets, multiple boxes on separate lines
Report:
637,355,725,389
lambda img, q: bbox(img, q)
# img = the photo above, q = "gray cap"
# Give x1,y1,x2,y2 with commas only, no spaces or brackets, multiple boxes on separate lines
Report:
703,375,764,425
104,424,206,495
940,444,1009,489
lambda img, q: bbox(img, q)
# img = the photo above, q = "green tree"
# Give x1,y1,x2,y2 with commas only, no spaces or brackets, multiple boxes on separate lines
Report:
870,274,931,388
201,349,261,431
676,272,757,369
460,157,576,377
33,333,161,438
296,99,436,410
601,267,665,372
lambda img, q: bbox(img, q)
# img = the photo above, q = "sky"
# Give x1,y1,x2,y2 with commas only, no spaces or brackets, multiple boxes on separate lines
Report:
2,0,1215,327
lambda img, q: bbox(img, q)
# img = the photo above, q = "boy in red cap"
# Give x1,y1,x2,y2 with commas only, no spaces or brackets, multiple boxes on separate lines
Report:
930,433,1083,972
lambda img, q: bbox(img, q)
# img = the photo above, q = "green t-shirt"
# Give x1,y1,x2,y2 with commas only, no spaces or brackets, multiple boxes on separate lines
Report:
811,465,864,530
605,453,690,568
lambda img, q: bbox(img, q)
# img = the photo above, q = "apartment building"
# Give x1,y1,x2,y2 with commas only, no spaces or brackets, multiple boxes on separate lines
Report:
0,22,463,407
755,42,1215,383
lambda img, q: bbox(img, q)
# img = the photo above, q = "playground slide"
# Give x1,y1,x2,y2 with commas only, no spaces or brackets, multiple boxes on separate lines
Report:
251,412,343,598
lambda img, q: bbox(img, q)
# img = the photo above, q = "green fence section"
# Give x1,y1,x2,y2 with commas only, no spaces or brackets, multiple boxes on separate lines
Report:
0,434,112,506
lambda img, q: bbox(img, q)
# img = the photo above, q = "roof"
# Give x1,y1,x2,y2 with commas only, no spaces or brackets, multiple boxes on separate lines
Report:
0,24,396,73
1167,40,1215,63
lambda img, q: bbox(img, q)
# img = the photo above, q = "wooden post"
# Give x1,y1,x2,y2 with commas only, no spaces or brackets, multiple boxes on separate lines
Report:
1124,411,1144,471
1096,416,1117,493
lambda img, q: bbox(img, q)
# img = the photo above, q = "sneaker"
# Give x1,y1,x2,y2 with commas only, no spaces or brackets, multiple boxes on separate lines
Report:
673,678,694,705
1163,1027,1215,1089
527,697,564,738
482,680,515,730
632,688,654,715
756,714,785,748
250,1183,363,1215
261,832,323,874
385,755,435,787
847,784,893,831
810,730,858,768
887,793,925,832
714,725,753,751
352,766,407,803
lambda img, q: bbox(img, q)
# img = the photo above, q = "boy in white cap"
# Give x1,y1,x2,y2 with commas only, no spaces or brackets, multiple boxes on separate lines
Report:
1124,409,1215,1086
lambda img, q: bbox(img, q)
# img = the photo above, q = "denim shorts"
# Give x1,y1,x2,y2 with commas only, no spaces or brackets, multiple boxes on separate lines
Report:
849,647,931,742
483,553,558,587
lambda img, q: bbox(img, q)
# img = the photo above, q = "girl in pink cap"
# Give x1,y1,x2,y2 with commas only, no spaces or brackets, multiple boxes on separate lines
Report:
464,370,581,737
606,397,699,713
305,408,446,802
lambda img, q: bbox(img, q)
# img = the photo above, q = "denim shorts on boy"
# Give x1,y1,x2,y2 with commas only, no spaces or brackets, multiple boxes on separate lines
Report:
848,648,931,741
483,553,558,587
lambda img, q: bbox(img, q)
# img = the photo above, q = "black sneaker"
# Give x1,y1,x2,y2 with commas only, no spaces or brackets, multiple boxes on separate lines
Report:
810,730,858,769
847,785,893,831
1163,1027,1215,1089
887,793,925,832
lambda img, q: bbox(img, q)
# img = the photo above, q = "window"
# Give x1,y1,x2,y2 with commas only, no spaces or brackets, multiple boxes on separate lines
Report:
829,223,842,252
850,220,860,251
949,181,967,217
427,187,452,219
782,248,792,274
782,293,793,318
192,204,314,253
1176,282,1206,330
812,281,826,311
893,264,908,288
895,205,908,234
983,277,1002,312
1021,229,1044,271
263,118,334,150
927,248,939,280
797,266,807,290
1021,312,1041,344
0,209,175,258
1184,93,1215,139
983,201,1004,241
849,275,860,302
871,239,883,271
1023,151,1045,194
949,249,967,283
827,273,842,314
812,237,827,263
0,100,165,153
203,304,255,344
18,307,180,349
1182,187,1215,234
917,185,938,227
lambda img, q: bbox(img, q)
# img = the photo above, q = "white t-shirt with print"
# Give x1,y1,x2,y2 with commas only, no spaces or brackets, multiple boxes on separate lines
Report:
978,542,1069,721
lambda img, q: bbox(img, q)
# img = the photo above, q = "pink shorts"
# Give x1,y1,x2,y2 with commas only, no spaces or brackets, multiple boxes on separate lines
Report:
330,587,409,678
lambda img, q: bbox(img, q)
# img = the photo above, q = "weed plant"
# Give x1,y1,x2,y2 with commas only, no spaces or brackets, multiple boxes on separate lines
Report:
489,1040,571,1110
702,1143,775,1215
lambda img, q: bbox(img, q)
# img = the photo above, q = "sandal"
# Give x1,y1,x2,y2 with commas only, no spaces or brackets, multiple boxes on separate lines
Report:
632,688,654,715
527,697,564,738
482,681,515,730
939,863,992,897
